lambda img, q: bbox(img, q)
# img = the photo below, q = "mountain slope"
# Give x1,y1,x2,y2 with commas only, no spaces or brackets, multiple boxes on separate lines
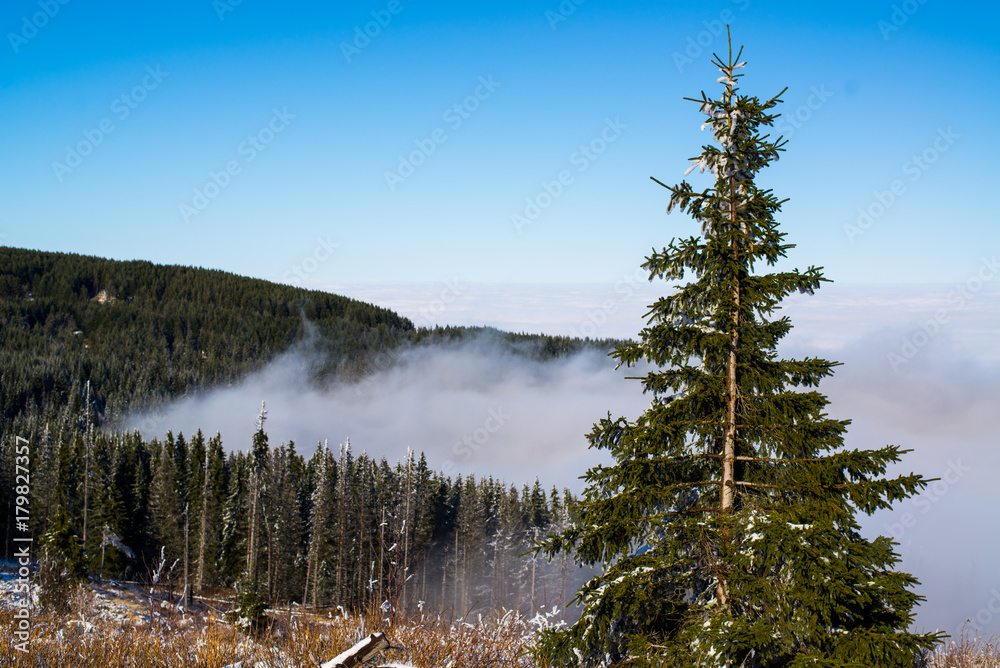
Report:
0,246,615,430
0,246,414,425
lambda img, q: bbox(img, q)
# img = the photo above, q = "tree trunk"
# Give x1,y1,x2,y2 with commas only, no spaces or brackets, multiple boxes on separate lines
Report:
717,88,740,609
82,381,91,565
401,453,411,611
247,471,258,576
303,554,312,609
183,504,190,609
196,443,210,594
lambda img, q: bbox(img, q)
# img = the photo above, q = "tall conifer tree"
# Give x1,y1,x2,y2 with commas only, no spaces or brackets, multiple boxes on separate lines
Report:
535,32,940,668
304,442,334,608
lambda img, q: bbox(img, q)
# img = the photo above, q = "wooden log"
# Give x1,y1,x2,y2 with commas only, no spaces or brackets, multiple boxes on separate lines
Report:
322,632,391,668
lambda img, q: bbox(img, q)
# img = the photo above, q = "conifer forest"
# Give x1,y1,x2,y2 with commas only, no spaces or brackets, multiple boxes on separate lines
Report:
0,246,591,618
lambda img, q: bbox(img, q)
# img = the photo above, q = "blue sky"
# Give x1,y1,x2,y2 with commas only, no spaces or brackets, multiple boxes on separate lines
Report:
2,0,997,289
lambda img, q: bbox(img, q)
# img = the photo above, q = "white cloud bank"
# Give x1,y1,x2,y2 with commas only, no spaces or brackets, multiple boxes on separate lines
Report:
127,338,649,494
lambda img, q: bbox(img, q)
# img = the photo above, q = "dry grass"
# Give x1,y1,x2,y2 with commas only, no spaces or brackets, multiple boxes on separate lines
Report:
0,582,546,667
922,631,1000,668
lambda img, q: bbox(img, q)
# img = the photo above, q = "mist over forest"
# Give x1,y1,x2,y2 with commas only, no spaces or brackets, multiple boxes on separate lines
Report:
124,334,650,492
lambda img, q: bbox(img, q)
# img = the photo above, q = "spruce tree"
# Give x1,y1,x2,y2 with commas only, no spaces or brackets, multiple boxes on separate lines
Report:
149,436,183,564
534,32,941,668
304,442,333,609
219,453,249,583
246,402,269,581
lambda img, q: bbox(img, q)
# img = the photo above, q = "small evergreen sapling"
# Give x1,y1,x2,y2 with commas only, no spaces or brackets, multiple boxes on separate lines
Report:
534,31,942,668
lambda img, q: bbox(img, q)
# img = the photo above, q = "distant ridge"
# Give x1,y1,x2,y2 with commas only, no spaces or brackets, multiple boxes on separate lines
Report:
0,245,413,425
0,246,615,429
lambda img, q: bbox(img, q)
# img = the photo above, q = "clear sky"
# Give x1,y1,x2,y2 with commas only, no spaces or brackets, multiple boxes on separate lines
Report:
1,0,997,289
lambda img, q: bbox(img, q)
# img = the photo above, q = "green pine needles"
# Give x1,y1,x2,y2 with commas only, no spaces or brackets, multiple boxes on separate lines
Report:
534,32,942,668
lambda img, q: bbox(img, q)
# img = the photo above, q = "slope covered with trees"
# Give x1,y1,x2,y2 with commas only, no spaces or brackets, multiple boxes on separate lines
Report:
0,246,414,426
0,246,613,429
0,246,606,616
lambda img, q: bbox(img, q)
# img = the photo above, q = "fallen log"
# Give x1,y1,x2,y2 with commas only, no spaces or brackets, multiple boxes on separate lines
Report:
322,632,391,668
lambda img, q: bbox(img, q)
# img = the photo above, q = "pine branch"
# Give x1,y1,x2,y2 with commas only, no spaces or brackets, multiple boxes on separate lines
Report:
639,507,721,519
650,175,671,190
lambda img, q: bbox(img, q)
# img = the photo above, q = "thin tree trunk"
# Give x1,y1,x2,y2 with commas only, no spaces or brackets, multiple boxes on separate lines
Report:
401,453,411,611
493,533,500,606
267,526,275,601
82,381,91,565
303,555,312,609
183,504,190,608
453,527,459,611
247,473,257,576
442,538,448,608
379,506,387,607
421,557,427,607
717,65,740,608
335,501,343,604
312,547,320,609
196,443,210,595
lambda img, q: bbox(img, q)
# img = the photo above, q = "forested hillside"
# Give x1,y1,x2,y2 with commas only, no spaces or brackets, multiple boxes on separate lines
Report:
0,246,610,429
0,246,601,615
0,246,414,427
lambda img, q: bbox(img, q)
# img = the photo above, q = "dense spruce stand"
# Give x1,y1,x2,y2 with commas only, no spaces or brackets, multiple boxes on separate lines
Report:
533,32,942,668
0,237,626,613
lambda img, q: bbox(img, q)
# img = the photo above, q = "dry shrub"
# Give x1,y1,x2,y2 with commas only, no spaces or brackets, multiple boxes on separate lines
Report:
923,631,1000,668
35,552,83,614
0,586,544,668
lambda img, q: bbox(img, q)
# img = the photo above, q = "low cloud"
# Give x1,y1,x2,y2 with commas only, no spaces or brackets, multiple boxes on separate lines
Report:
125,337,649,492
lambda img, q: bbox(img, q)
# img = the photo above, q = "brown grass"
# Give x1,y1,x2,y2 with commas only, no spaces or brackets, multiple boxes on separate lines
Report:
0,583,542,667
922,630,1000,668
